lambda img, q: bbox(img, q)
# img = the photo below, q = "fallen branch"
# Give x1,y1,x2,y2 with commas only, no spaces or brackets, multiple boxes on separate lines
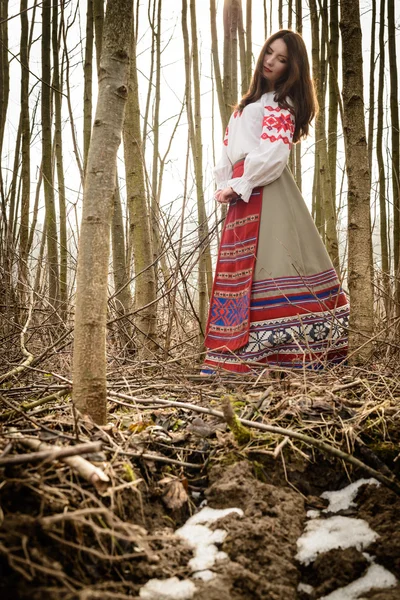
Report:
108,390,400,495
9,434,110,492
0,441,103,467
0,388,70,420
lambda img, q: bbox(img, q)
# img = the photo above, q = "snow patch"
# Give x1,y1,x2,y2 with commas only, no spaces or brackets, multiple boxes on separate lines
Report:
139,576,197,600
319,563,397,599
176,506,244,572
297,582,314,594
139,506,243,597
192,569,216,581
296,515,379,565
306,509,321,519
321,478,380,513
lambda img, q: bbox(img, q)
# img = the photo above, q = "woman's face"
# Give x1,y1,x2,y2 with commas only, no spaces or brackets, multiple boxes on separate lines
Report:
263,39,289,86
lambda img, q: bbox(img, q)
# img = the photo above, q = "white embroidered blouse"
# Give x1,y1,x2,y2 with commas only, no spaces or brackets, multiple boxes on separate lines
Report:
214,91,295,203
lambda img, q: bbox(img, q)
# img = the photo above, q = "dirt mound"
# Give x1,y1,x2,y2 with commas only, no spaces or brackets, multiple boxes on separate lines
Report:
193,461,305,600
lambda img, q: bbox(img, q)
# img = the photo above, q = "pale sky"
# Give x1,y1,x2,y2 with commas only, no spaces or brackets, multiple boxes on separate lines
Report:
3,0,398,269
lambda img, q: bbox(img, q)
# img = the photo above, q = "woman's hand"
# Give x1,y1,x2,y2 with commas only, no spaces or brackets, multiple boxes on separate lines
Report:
215,186,239,204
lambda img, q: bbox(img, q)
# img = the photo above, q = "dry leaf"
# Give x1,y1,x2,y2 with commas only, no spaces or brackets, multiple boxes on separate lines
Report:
159,476,189,510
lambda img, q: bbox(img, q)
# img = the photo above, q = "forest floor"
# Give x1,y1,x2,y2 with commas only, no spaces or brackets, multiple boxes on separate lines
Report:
0,362,400,599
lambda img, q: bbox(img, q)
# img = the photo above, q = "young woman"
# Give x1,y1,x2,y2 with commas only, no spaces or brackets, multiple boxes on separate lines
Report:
202,30,349,375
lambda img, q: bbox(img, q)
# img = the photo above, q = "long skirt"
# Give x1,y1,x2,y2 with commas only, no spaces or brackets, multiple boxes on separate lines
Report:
202,160,349,375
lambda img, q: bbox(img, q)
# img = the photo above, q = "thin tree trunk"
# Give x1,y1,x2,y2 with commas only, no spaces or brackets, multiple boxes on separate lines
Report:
150,0,162,272
0,0,10,234
367,0,376,176
340,0,374,361
295,0,302,191
189,0,213,345
387,0,400,315
111,174,133,346
327,0,339,215
83,0,93,172
42,0,60,309
310,0,339,269
73,0,133,424
245,0,252,86
210,0,227,132
376,0,390,316
123,17,157,358
223,0,232,121
53,0,68,320
237,2,247,97
263,0,267,39
231,0,239,107
93,0,104,75
19,0,30,298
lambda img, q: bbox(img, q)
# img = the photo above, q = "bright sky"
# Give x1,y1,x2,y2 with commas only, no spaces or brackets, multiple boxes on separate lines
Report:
3,0,396,267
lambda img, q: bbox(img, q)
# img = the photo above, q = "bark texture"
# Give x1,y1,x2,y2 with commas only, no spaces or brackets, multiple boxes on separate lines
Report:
73,0,133,424
340,0,374,361
123,25,157,357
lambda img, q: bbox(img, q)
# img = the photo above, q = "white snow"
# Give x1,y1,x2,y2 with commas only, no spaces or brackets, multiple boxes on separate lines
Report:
297,582,315,594
192,569,216,581
184,506,244,525
319,563,397,599
176,506,244,572
296,515,379,565
139,506,243,598
306,509,321,519
139,576,197,600
321,479,380,513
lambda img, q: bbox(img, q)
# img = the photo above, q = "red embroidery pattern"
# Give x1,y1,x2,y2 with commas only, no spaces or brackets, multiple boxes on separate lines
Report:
223,126,229,146
261,108,294,147
260,133,292,147
264,105,285,112
263,113,294,134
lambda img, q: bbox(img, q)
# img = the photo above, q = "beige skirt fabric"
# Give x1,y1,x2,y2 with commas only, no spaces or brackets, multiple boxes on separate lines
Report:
202,166,349,374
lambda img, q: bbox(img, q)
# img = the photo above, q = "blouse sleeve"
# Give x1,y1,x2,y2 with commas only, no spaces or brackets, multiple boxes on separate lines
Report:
228,103,295,203
213,123,232,192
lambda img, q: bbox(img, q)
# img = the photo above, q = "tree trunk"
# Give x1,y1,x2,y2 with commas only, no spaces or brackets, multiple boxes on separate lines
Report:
294,0,302,192
245,0,252,87
387,0,400,315
150,0,162,269
223,0,232,121
367,0,376,176
340,0,374,361
376,0,390,316
53,0,68,320
210,0,227,132
310,0,339,269
83,0,94,172
123,19,157,358
73,0,133,424
189,0,213,345
327,0,339,217
237,2,247,97
93,0,104,75
231,0,239,107
19,0,30,299
111,174,134,347
42,0,60,309
263,0,267,39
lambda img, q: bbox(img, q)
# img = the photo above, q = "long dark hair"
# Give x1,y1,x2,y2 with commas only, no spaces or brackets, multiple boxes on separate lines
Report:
236,30,318,143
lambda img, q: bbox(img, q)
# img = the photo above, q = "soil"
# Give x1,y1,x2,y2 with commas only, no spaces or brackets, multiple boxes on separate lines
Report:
2,454,399,600
1,369,400,600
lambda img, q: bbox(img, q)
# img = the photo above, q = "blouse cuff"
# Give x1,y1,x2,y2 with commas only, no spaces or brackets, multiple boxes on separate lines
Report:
228,177,253,203
215,180,229,191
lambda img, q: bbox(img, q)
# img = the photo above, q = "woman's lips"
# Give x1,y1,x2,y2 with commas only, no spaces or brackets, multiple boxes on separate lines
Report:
264,68,272,73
